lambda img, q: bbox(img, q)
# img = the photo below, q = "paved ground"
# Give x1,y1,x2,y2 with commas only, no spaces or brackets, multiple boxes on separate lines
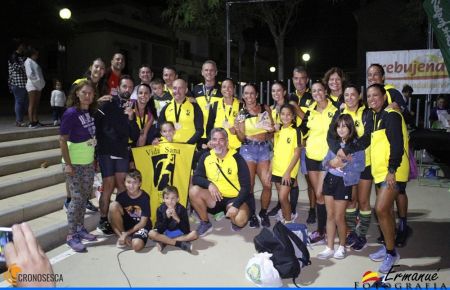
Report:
42,177,450,287
1,115,449,287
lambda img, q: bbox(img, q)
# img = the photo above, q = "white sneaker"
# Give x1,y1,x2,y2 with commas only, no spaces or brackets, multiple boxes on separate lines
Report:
333,245,346,259
317,247,335,260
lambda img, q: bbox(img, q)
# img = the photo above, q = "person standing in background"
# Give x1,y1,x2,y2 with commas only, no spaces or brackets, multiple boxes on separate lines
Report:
50,79,66,126
8,39,28,127
24,46,45,128
104,53,125,95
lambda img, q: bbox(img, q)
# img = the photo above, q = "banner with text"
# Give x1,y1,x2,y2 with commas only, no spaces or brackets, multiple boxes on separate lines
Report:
366,49,450,94
132,143,195,224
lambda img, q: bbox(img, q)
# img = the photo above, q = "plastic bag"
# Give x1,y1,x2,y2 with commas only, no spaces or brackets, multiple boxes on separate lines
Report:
245,252,282,287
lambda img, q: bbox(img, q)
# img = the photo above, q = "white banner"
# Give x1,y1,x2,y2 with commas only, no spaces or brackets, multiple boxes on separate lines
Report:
366,49,450,95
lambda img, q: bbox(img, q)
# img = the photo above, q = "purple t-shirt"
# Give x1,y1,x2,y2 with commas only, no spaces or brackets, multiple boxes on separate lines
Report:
60,107,95,142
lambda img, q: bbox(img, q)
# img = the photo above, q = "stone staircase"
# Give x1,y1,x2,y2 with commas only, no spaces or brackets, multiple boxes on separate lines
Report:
0,127,99,251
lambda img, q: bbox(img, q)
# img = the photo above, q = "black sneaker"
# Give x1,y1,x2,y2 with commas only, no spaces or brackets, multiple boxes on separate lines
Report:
86,200,98,212
306,208,316,224
259,212,270,228
179,241,192,253
96,220,114,236
395,226,411,247
248,214,260,228
267,204,281,218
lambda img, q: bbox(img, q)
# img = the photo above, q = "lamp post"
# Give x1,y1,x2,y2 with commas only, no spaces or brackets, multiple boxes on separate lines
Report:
302,53,310,69
269,66,276,73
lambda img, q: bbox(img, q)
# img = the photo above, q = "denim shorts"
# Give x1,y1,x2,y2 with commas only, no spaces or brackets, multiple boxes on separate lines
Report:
98,154,129,178
239,140,271,163
375,181,407,193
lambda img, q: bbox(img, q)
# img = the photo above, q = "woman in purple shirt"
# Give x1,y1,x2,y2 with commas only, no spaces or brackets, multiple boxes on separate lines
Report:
59,80,98,252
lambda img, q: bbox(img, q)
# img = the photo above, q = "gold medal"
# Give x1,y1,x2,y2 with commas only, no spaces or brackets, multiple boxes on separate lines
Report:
205,104,210,110
174,123,182,130
222,120,230,129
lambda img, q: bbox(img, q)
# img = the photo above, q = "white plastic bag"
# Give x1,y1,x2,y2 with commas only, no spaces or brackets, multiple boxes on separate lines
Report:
245,252,282,287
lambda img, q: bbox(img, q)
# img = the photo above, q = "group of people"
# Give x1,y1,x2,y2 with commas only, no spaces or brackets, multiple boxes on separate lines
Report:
8,40,46,128
9,42,415,275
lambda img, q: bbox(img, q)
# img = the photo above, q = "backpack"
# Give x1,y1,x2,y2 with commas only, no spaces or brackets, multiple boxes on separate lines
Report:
254,221,311,287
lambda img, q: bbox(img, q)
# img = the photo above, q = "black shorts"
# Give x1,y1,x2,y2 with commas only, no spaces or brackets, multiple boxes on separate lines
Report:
98,154,129,178
207,197,236,214
271,175,296,187
375,181,407,194
360,166,373,180
322,173,352,201
123,217,149,244
305,155,324,172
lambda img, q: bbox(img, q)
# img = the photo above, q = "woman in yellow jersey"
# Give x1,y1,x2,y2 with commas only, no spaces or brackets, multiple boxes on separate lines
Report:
59,80,98,252
323,67,346,108
206,78,242,150
268,81,301,221
269,104,301,223
72,58,108,101
327,84,374,251
367,63,411,247
300,81,337,244
367,84,409,274
235,83,274,228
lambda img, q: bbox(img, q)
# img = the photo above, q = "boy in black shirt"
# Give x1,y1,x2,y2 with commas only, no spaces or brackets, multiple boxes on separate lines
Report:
109,169,151,252
149,186,198,252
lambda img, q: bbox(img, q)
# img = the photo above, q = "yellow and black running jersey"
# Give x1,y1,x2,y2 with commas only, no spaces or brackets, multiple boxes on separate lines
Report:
302,100,337,161
371,108,409,183
289,89,314,112
193,149,250,208
159,98,203,144
207,98,243,150
272,125,302,178
193,82,223,138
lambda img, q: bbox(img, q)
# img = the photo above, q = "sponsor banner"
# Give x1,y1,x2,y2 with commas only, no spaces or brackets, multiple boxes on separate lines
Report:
132,143,195,224
423,0,450,74
366,49,450,94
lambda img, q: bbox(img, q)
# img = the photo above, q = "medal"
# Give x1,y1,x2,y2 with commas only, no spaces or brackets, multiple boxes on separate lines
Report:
175,123,182,130
274,124,281,131
87,137,97,147
223,120,230,129
205,104,210,110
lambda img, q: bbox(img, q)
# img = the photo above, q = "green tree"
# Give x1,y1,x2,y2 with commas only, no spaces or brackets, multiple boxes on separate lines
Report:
163,0,302,80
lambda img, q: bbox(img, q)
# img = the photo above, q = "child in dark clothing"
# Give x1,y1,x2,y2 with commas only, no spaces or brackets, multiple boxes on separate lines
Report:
149,186,198,252
109,169,152,252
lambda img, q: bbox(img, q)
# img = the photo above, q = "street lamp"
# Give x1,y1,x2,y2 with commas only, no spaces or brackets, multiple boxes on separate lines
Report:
269,66,276,73
302,53,310,69
59,8,72,20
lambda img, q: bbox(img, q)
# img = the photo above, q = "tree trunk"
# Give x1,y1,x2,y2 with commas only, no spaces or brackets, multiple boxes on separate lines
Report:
274,35,285,81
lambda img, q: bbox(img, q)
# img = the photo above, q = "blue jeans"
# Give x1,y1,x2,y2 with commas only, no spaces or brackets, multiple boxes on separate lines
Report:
11,85,28,122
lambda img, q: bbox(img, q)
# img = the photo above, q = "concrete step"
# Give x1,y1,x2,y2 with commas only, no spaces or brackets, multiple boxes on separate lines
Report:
0,148,61,177
0,135,59,157
0,183,66,227
27,208,100,252
0,164,65,200
0,126,59,142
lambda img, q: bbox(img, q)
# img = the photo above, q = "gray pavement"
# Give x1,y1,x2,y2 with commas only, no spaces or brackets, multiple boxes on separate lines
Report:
44,177,450,287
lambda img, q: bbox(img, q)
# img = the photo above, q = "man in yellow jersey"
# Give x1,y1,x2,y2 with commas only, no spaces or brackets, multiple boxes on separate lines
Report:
189,128,251,236
193,60,223,149
158,79,203,145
